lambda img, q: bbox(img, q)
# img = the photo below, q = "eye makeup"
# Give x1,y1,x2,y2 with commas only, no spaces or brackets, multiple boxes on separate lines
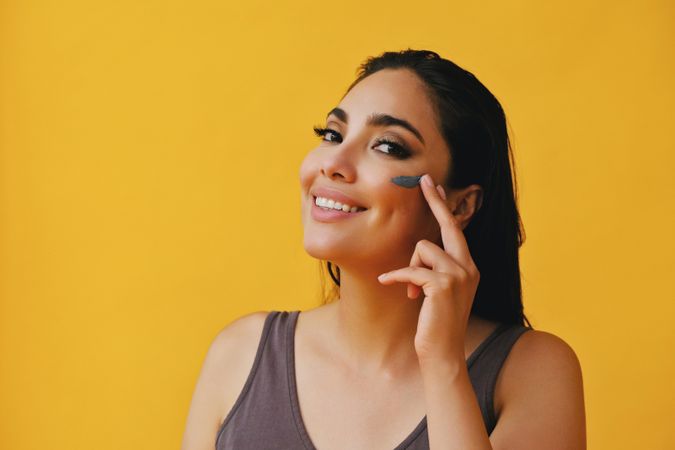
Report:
312,126,413,160
390,175,423,188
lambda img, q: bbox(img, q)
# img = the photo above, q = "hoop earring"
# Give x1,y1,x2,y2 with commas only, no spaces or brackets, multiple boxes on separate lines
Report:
327,261,340,286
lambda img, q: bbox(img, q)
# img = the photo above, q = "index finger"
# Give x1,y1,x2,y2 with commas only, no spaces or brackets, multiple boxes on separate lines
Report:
419,173,473,269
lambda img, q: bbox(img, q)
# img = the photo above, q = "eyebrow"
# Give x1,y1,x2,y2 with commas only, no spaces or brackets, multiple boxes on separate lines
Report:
325,107,425,146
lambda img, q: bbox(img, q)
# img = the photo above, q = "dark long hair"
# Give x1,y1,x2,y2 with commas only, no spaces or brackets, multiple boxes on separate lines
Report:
320,49,532,328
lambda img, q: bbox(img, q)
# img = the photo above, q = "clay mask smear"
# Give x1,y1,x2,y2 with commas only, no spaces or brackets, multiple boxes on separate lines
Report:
390,175,423,188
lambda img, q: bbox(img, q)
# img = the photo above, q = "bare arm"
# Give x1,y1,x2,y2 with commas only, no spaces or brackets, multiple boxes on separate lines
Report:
489,330,587,449
421,354,493,450
421,330,586,450
180,311,268,450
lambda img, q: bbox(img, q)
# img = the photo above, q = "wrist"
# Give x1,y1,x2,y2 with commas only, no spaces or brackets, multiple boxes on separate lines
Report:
419,353,466,380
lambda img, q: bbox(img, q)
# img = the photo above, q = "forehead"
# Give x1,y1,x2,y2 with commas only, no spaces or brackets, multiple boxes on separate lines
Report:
336,69,449,166
339,69,438,129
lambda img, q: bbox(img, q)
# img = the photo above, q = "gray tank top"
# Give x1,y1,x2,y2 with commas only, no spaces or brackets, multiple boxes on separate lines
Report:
216,310,532,449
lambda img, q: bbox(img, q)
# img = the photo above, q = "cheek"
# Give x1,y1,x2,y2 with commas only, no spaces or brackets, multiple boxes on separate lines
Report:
370,186,428,231
298,150,321,189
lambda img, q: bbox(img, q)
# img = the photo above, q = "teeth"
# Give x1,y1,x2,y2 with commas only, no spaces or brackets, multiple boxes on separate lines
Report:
314,196,365,213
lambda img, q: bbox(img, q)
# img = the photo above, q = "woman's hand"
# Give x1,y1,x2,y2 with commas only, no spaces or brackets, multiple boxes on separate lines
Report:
377,173,480,366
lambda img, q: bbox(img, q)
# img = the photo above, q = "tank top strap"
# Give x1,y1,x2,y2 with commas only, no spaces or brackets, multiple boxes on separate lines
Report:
215,311,533,448
216,310,307,450
467,323,533,435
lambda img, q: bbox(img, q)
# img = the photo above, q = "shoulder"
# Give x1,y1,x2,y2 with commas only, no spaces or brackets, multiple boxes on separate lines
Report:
506,328,583,383
208,311,272,413
498,329,584,407
492,328,586,448
209,310,271,361
181,311,271,450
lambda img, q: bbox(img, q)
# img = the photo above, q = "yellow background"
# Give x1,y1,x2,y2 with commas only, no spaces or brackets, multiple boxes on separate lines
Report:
1,1,673,449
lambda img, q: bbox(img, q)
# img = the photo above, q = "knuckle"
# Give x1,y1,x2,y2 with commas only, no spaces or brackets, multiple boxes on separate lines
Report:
416,239,431,250
438,274,453,290
467,263,480,280
457,269,469,282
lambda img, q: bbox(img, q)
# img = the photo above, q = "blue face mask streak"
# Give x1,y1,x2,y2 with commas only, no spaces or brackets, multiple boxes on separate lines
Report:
390,175,423,188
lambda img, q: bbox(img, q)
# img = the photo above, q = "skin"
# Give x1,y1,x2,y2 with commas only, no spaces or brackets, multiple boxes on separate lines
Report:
298,68,485,374
181,68,586,450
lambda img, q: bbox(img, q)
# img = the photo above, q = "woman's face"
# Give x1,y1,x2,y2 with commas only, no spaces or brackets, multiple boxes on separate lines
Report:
299,68,452,273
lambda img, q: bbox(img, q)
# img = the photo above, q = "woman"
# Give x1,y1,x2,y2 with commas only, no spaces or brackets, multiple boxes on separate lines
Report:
182,49,586,449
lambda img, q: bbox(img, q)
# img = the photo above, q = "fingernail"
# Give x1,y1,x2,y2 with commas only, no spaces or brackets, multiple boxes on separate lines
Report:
436,185,447,200
377,272,389,281
422,174,433,187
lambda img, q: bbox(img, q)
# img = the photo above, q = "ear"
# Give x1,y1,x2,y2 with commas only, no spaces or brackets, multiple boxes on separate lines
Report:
448,184,483,230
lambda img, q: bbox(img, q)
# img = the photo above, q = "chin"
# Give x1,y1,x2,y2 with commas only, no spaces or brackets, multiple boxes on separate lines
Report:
303,236,342,262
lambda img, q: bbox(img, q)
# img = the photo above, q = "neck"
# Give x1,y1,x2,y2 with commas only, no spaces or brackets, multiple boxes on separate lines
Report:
328,265,423,378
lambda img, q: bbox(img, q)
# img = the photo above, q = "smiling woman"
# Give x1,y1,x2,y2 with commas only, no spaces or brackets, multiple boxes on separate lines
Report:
181,49,586,450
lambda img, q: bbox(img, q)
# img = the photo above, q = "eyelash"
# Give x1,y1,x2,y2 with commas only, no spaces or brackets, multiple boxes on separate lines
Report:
312,126,412,160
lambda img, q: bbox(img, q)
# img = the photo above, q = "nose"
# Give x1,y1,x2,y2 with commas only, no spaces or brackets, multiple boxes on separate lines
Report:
320,143,357,182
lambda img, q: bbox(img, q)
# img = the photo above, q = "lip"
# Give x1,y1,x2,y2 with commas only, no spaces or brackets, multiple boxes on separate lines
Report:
311,198,367,222
310,186,367,209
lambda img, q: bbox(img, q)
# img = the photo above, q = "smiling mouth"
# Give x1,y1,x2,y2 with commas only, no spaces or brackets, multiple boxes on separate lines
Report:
312,196,368,213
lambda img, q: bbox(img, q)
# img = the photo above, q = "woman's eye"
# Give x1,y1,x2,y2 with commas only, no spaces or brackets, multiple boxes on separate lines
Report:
374,139,412,160
313,126,342,143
